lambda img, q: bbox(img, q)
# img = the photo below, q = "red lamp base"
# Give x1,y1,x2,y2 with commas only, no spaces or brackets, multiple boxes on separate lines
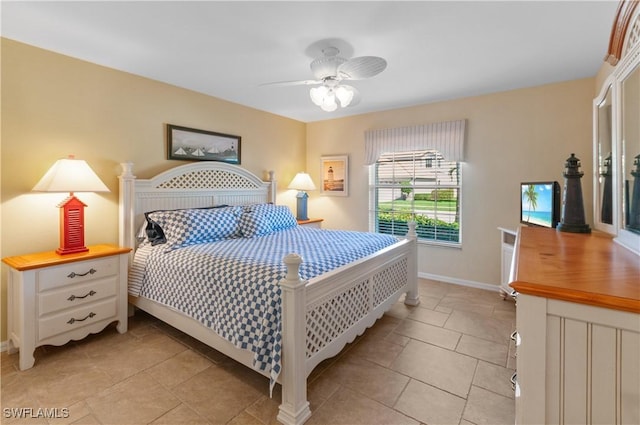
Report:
57,194,88,255
56,246,89,255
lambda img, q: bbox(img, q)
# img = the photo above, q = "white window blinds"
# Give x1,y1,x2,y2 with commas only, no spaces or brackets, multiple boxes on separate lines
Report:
364,119,466,165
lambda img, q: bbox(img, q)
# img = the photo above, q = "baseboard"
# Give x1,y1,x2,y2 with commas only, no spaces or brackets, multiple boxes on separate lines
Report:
419,272,500,292
0,340,8,353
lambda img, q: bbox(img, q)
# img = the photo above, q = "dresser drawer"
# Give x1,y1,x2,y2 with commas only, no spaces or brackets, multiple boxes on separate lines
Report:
38,257,118,291
38,298,117,341
39,277,117,316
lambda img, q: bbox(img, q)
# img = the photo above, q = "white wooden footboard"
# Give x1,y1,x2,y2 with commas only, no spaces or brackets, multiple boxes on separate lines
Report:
278,224,419,425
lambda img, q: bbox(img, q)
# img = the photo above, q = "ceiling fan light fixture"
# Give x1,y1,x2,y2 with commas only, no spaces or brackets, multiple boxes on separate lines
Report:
335,85,354,107
310,83,355,112
309,86,327,106
321,92,338,112
310,85,338,111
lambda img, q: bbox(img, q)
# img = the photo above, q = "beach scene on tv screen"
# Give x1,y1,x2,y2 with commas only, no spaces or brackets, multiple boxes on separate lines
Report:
521,183,554,227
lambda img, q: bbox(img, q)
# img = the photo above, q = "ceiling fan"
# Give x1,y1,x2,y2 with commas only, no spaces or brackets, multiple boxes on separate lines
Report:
265,46,387,112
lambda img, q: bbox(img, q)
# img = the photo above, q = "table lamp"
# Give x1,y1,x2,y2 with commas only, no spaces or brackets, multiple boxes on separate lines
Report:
32,155,110,254
288,172,316,221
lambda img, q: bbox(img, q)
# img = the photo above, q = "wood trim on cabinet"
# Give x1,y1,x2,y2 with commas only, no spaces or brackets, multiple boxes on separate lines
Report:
605,0,639,65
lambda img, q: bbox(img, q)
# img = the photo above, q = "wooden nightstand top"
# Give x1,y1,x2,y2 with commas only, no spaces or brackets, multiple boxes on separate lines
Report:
297,218,324,225
2,244,131,271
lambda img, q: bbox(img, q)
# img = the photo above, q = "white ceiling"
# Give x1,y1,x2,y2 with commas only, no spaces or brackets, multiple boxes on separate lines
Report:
1,1,619,123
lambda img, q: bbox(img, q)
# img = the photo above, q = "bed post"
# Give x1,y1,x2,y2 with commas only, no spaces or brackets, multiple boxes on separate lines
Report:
267,170,277,204
118,162,136,252
277,254,312,425
404,221,420,306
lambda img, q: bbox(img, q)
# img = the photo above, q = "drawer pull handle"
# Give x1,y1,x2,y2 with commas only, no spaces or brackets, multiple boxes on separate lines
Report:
510,372,517,390
510,330,521,346
67,312,96,325
67,290,96,301
67,269,97,279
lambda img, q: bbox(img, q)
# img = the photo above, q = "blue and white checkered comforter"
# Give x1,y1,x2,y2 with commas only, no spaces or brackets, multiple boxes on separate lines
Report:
129,226,397,390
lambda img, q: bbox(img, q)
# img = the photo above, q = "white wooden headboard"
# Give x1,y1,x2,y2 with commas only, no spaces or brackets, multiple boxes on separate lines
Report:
118,162,276,251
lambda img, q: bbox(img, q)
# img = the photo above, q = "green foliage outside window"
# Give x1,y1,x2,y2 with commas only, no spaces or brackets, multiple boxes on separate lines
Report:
377,211,460,242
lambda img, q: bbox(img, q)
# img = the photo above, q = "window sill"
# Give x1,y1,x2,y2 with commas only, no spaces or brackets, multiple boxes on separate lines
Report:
417,239,462,249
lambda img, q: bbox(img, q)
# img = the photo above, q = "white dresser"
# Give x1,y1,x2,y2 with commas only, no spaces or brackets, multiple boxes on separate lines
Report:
510,227,640,425
3,244,131,370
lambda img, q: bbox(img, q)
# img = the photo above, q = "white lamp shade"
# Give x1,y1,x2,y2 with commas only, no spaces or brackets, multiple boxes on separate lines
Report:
288,172,316,191
33,157,110,193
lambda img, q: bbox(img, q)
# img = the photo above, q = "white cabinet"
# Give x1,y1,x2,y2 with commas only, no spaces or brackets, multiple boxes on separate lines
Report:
510,227,640,425
516,294,640,425
498,227,517,298
3,244,130,370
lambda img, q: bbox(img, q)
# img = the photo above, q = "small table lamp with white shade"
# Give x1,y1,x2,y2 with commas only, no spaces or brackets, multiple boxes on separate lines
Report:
288,172,316,221
32,155,110,255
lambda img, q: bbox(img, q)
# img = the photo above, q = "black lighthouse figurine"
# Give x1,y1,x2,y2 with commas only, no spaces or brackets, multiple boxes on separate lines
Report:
557,153,591,233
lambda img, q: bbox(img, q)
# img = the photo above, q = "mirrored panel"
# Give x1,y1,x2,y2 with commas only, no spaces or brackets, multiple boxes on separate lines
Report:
622,63,640,235
596,84,614,227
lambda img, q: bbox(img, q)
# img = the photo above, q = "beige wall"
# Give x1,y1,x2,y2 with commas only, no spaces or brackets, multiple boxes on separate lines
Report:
0,39,307,341
306,78,595,287
0,38,597,343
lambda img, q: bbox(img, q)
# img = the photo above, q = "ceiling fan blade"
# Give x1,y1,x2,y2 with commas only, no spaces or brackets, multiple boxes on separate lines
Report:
260,79,322,87
337,56,387,80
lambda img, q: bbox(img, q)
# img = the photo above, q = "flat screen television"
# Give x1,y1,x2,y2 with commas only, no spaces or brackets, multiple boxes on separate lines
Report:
520,181,561,228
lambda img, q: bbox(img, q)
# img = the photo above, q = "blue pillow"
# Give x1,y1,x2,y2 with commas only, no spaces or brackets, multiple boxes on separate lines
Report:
146,206,241,250
144,205,230,246
247,204,298,231
238,210,273,237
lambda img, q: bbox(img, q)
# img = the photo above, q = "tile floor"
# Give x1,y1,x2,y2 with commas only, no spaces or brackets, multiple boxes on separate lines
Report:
1,279,517,424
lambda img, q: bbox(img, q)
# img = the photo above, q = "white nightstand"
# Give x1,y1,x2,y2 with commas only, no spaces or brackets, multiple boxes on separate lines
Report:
2,244,131,370
297,218,323,228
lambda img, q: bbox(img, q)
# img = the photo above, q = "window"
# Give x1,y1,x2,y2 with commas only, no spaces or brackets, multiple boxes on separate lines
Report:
369,149,461,244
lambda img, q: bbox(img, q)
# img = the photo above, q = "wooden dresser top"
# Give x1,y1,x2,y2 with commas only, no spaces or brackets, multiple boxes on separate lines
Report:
510,227,640,313
2,244,131,271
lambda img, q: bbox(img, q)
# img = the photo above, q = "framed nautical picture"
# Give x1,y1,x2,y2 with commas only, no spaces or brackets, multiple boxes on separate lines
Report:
320,155,348,196
167,124,241,164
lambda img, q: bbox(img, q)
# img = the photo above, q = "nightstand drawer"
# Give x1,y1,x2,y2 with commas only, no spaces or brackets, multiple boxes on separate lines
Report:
38,257,118,291
39,277,117,315
39,298,117,340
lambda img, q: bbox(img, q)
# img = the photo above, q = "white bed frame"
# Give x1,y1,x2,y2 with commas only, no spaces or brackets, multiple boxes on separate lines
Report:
118,161,419,425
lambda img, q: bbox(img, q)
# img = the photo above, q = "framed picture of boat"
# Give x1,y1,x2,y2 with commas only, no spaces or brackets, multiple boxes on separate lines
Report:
167,124,241,164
